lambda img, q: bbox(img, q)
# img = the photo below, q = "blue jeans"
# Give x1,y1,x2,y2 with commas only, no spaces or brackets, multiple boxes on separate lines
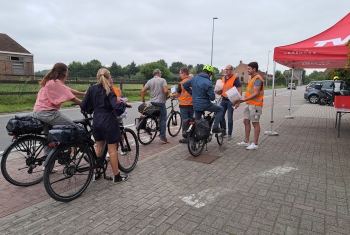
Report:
151,102,167,139
194,103,224,129
220,98,234,135
180,106,194,120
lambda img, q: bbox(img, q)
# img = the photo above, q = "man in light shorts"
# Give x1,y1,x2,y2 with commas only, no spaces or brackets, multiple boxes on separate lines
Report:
236,62,264,150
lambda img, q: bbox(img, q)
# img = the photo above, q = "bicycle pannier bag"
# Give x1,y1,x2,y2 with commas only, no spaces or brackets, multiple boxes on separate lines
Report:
6,114,44,136
138,104,160,116
48,124,87,144
194,118,210,140
136,116,147,130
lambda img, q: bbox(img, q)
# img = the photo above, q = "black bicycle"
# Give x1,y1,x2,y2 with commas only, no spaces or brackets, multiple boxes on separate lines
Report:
137,97,182,145
185,105,224,157
1,115,49,186
42,110,139,202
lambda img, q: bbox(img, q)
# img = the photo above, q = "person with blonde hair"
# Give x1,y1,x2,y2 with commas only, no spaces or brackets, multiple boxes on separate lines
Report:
81,68,128,183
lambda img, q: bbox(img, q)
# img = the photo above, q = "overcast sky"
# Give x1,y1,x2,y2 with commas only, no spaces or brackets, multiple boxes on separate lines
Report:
1,0,349,75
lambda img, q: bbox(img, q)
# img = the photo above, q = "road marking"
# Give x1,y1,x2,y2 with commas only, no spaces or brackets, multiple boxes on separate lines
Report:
254,166,298,177
179,188,221,208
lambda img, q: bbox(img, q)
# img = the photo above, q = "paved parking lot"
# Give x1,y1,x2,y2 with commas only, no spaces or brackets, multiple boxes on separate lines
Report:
1,89,350,235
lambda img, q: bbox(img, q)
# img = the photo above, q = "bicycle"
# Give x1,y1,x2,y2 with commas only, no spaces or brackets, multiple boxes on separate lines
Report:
136,97,182,145
185,100,224,157
43,109,139,202
1,115,50,187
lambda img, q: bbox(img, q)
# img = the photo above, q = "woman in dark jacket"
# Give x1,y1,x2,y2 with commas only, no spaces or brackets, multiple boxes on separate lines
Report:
80,68,128,183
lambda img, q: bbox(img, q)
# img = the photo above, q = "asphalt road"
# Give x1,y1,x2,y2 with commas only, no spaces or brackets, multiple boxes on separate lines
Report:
0,87,299,153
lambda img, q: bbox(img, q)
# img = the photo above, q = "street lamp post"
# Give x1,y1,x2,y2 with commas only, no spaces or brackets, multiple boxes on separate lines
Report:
210,17,218,66
266,50,271,87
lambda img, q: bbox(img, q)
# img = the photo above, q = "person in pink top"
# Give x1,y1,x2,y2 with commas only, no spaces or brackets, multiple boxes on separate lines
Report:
33,62,85,146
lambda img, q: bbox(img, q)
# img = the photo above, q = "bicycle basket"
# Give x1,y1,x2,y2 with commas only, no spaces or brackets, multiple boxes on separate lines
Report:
138,104,160,117
6,114,44,136
48,124,88,144
195,118,210,140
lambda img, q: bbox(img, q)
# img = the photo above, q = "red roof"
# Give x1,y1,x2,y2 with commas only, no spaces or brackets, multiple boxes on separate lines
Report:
0,34,31,54
274,12,350,69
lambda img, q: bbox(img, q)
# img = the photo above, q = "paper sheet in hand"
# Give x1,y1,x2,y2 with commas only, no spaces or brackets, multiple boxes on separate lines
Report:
225,87,242,104
214,80,224,92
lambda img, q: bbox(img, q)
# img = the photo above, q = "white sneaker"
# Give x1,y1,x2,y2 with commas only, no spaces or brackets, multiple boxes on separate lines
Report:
246,143,259,150
237,141,249,146
119,150,126,155
43,166,58,173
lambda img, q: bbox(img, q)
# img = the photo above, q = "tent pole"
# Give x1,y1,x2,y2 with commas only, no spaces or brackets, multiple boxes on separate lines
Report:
264,61,278,136
285,67,294,119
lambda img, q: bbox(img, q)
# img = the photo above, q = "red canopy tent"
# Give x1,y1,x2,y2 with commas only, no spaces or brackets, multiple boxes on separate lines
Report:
265,12,350,135
274,12,350,69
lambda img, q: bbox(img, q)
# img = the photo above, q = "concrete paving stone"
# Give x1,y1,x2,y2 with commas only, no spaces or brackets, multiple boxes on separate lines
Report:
177,220,198,234
272,222,287,234
137,225,157,235
250,220,274,233
3,91,350,234
163,228,186,235
152,222,171,235
222,225,246,235
258,229,273,235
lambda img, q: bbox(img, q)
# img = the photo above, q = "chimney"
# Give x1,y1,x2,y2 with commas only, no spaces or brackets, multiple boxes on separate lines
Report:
240,60,242,64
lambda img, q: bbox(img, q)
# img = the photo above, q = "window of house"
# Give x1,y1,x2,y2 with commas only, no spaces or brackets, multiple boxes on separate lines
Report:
241,76,244,82
12,62,24,75
242,72,244,75
10,56,24,61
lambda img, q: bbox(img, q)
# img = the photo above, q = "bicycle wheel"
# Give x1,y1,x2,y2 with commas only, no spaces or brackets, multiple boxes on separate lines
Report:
167,111,182,137
216,121,224,146
118,128,139,173
187,130,205,157
43,142,94,202
1,135,46,186
137,117,158,145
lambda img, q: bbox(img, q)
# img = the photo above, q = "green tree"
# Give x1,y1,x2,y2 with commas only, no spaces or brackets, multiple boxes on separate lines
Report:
109,62,124,78
189,67,197,75
156,59,168,68
274,70,285,86
85,59,103,77
306,70,326,81
128,61,139,75
68,61,84,77
196,64,204,73
169,62,187,74
325,68,350,81
188,64,193,70
139,62,172,80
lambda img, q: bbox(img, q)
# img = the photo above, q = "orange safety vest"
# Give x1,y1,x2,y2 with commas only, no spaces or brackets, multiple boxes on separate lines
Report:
178,77,193,106
245,74,264,107
221,75,237,97
112,86,122,98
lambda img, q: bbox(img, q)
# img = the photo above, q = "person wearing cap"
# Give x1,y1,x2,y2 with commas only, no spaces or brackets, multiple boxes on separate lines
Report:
140,69,168,144
332,75,342,103
183,65,224,134
216,65,242,141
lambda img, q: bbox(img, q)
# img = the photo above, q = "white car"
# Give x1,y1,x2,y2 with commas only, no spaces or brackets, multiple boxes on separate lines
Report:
287,83,296,90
